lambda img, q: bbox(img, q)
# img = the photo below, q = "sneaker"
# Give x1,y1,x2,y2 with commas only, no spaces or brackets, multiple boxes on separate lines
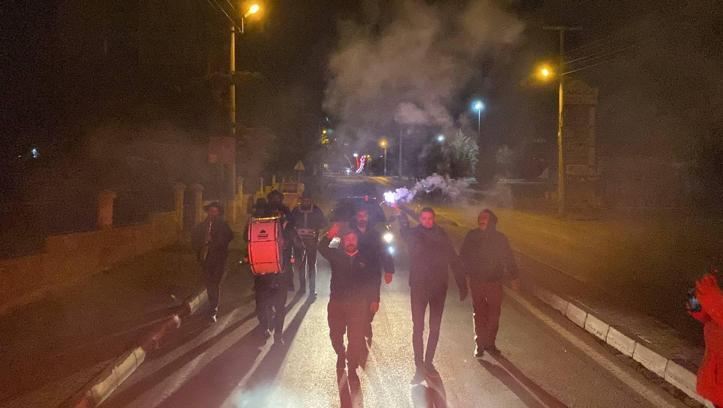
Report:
263,329,272,339
474,346,485,358
424,362,440,377
208,314,218,324
410,367,425,384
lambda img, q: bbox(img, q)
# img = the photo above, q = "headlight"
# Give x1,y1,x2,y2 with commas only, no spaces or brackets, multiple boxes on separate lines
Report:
383,232,394,244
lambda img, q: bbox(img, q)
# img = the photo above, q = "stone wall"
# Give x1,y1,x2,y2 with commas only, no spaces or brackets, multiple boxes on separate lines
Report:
0,211,181,315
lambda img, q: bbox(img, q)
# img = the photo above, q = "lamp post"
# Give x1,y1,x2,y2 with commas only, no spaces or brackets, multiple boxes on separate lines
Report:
471,100,485,139
379,139,388,176
540,25,581,217
229,3,262,136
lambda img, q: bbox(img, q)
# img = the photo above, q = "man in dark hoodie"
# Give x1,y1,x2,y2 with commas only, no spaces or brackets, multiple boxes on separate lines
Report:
459,209,520,358
191,202,234,323
318,224,378,384
398,206,467,383
350,207,394,346
290,193,327,297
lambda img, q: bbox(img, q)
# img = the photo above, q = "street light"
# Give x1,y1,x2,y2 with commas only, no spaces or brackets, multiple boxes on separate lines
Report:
535,63,555,81
436,134,445,143
471,99,485,138
245,3,261,17
379,138,388,175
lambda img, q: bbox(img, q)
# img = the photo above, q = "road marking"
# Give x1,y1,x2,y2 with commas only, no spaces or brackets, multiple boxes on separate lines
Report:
505,289,681,408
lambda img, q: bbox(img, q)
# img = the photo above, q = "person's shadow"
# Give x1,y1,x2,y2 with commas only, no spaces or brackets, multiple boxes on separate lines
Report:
411,374,448,408
478,354,567,408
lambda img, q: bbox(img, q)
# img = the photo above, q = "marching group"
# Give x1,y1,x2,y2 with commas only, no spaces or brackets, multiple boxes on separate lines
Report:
191,189,520,388
190,188,723,407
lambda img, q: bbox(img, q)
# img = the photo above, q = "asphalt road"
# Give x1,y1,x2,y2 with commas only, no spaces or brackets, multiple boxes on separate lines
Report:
99,177,688,408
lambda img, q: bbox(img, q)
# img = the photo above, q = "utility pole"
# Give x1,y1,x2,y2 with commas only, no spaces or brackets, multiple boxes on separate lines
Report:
543,25,581,217
229,24,236,136
398,130,403,178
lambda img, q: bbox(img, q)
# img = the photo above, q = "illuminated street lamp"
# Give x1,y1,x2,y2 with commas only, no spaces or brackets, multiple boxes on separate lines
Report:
471,99,485,138
535,63,555,82
436,134,445,143
379,138,388,175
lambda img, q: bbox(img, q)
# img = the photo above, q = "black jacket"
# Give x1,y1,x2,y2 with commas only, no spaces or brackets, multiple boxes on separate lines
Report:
399,213,466,292
290,205,327,238
318,235,378,303
459,228,518,284
351,224,395,302
191,217,234,269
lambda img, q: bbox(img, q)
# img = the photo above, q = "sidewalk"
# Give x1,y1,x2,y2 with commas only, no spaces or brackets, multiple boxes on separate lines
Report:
0,223,253,408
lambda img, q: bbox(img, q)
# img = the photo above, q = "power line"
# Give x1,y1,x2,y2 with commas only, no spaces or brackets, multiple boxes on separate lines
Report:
566,44,636,65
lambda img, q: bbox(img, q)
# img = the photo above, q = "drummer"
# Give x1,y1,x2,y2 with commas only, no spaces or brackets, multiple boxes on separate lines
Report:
245,191,291,345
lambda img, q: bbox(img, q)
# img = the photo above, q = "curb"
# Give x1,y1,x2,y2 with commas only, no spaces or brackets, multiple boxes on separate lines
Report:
70,290,207,407
528,285,713,408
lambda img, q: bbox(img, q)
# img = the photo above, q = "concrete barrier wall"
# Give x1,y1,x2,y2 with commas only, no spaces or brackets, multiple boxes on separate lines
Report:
0,211,180,315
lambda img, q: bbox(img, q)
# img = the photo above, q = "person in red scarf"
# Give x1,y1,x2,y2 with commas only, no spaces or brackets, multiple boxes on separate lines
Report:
689,273,723,407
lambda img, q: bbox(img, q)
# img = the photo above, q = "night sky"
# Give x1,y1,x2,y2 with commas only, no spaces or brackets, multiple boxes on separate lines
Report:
1,0,721,205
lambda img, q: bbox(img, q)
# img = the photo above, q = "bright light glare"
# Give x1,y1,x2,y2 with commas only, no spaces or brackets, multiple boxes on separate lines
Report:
383,232,394,243
387,246,395,255
436,134,445,143
247,4,261,15
472,100,485,112
535,64,555,81
353,152,359,158
379,139,388,148
383,191,396,204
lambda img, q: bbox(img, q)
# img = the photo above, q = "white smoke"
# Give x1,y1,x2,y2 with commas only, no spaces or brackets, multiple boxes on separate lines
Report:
384,173,470,204
324,0,524,141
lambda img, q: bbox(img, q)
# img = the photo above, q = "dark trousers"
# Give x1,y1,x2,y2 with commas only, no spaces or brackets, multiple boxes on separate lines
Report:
295,237,318,292
328,297,368,369
365,310,376,339
255,276,288,334
410,285,447,367
470,281,504,349
203,261,227,316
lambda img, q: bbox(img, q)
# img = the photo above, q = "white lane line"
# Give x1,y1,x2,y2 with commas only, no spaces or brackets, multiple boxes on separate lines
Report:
505,288,681,408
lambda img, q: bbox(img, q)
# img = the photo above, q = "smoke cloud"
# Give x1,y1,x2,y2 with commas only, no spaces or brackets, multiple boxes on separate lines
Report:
324,0,524,143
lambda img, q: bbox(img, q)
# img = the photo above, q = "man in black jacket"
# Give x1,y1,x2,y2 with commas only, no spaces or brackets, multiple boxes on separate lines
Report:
290,193,327,297
318,224,378,384
350,207,394,346
191,202,234,323
398,207,467,383
459,209,519,358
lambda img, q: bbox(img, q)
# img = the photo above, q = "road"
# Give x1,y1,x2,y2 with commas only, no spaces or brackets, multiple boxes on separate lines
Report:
101,177,687,408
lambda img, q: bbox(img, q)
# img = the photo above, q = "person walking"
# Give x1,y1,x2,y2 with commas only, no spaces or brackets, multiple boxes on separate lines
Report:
290,193,327,297
350,207,394,346
689,272,723,408
318,224,378,384
265,190,298,291
397,206,467,383
191,202,234,323
244,195,289,345
459,209,520,358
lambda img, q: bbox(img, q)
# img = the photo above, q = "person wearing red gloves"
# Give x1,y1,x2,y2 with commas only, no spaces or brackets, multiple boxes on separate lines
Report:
689,273,723,408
